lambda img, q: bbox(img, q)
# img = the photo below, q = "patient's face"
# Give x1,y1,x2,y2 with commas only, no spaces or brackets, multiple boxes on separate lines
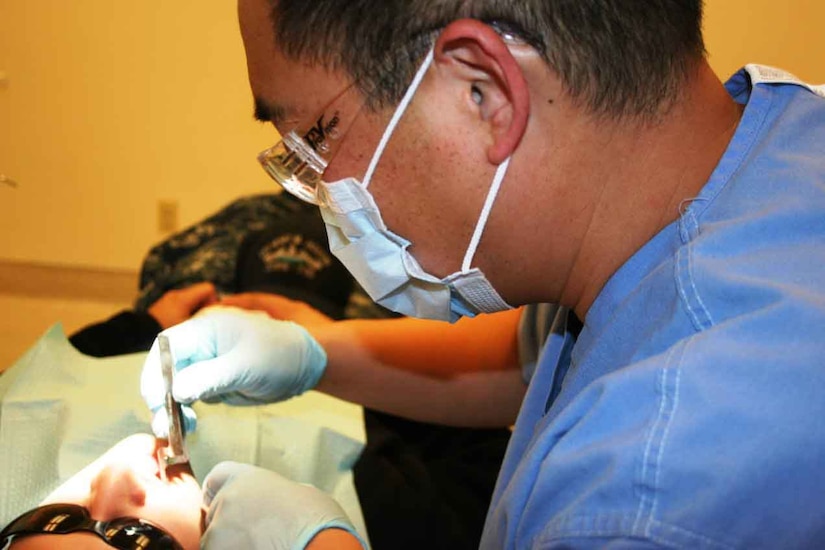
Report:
9,434,202,550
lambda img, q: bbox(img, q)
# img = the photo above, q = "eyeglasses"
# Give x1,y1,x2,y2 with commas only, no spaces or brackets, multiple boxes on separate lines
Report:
0,503,184,550
257,84,365,205
256,26,526,206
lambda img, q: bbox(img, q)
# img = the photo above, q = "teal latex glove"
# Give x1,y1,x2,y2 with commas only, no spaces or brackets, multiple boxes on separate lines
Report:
202,461,366,550
140,307,327,437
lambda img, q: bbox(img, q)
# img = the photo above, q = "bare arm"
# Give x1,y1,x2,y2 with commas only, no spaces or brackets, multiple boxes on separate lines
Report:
329,308,523,377
314,310,525,427
306,529,364,550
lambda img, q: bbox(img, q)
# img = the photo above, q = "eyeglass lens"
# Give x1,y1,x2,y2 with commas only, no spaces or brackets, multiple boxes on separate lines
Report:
258,83,365,203
0,504,181,550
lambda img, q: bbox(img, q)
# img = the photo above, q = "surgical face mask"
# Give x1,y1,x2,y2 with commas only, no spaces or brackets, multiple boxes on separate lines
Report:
317,49,513,322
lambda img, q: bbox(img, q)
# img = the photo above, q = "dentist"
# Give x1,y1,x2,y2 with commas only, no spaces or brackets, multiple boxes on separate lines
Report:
142,0,825,548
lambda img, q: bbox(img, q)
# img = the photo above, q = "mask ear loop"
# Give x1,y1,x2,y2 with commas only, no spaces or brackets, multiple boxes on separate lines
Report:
362,48,435,188
461,156,511,272
360,45,512,274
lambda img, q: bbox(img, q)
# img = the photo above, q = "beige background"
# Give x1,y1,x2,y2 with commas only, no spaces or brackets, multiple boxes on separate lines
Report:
0,0,823,273
0,0,823,370
0,1,273,272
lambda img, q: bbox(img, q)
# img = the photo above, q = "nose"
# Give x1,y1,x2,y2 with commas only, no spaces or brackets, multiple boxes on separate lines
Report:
87,462,148,521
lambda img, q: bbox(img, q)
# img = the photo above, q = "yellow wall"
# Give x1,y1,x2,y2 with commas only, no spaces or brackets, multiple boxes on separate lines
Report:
0,1,822,272
0,1,274,271
705,0,823,82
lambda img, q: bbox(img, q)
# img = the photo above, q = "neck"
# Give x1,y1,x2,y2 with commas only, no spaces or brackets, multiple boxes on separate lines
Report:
527,60,744,320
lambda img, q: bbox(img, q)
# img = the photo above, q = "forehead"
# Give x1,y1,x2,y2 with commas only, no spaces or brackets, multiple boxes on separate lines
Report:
238,0,353,129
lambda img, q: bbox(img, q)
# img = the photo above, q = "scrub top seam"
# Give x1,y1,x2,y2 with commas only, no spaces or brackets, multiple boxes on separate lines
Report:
675,210,715,331
632,341,685,538
674,76,774,331
680,74,774,221
539,513,734,549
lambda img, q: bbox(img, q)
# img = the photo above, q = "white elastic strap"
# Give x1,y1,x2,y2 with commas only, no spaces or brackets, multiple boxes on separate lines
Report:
461,157,511,272
362,49,435,187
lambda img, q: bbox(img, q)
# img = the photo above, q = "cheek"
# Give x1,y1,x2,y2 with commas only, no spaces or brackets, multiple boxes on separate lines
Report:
322,110,389,183
369,110,493,275
88,465,147,511
141,476,204,550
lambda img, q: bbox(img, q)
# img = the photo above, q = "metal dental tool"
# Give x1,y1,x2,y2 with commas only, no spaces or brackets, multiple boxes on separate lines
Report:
157,334,189,480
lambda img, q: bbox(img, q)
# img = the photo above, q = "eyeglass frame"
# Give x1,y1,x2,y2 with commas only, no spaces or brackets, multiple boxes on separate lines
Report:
257,81,366,206
255,21,530,206
0,503,184,550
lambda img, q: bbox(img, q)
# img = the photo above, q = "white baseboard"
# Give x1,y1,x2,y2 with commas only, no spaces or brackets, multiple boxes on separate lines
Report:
0,260,137,303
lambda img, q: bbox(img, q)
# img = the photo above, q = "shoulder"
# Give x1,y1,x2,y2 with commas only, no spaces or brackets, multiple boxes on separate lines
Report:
493,312,825,548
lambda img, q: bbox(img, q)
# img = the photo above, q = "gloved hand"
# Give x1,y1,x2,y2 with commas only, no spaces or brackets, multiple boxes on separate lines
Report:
201,461,366,550
140,306,327,437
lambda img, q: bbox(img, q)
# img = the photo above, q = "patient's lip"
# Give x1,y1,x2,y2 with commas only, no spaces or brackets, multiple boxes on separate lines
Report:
121,451,163,482
162,461,195,484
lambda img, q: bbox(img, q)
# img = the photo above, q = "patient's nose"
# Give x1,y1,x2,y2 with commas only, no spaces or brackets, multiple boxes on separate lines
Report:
87,463,148,520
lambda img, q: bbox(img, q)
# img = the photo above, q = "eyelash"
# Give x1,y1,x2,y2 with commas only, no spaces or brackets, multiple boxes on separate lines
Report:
471,85,483,106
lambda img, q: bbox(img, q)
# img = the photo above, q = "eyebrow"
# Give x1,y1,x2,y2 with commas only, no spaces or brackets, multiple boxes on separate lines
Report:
253,96,290,127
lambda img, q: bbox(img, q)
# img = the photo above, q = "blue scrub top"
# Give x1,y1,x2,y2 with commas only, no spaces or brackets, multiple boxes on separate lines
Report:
483,67,825,549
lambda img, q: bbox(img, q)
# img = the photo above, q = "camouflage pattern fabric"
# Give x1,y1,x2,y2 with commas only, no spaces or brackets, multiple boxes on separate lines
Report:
135,192,393,320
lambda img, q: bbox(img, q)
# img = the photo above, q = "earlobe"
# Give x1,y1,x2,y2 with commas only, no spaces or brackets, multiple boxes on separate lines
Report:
435,19,530,164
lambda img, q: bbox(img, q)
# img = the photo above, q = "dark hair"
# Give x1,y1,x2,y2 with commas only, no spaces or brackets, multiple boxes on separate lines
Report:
269,0,705,118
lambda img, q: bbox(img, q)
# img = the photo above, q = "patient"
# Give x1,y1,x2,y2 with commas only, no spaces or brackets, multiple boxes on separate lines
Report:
1,435,202,550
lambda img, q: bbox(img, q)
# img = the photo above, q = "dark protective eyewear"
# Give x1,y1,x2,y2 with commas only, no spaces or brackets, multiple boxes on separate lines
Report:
0,503,184,550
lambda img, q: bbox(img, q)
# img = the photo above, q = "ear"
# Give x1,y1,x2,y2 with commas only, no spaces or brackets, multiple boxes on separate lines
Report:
434,19,530,164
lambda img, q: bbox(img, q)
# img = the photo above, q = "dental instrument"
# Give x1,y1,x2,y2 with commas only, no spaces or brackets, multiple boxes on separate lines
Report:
157,334,189,479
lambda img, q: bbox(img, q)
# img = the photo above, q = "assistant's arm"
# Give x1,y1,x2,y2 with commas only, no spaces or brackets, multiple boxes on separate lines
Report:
306,529,364,550
312,309,525,427
321,308,522,377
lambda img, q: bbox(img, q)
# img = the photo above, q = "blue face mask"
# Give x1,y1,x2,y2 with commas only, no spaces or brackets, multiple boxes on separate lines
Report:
317,49,513,322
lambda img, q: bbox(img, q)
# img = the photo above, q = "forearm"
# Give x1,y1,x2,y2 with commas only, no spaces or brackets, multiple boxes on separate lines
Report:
315,321,525,427
306,528,364,550
311,308,522,378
